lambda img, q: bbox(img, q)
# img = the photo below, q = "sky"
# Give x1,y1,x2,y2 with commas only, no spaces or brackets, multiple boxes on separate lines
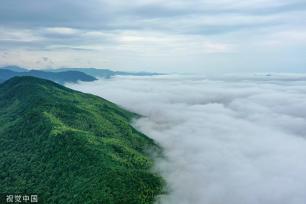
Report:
69,74,306,204
0,0,306,73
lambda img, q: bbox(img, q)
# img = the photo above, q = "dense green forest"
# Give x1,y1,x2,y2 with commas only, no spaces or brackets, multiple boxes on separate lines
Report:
0,76,164,203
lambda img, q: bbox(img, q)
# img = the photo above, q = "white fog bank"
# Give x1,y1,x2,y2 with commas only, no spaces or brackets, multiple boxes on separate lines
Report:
68,74,306,204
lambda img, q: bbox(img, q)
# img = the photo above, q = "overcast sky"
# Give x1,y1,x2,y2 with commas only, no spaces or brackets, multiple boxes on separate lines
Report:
1,0,306,73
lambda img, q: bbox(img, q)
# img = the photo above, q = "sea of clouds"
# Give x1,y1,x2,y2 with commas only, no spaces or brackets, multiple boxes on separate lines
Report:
68,74,306,204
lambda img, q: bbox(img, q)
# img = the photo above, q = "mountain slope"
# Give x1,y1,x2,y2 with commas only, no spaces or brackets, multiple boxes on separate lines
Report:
0,77,164,203
0,69,97,84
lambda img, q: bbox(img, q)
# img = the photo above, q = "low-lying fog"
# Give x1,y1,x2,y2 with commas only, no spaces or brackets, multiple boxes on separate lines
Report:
68,74,306,204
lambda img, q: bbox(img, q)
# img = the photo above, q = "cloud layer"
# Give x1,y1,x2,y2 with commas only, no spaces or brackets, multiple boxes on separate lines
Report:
69,74,306,204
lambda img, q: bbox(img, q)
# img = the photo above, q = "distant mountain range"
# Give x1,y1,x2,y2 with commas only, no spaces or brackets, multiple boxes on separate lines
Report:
0,67,97,84
48,68,161,78
0,66,161,82
0,76,164,203
1,65,28,72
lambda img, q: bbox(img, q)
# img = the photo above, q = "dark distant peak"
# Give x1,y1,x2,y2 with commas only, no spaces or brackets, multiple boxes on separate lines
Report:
0,69,16,74
57,67,112,71
58,70,94,75
55,70,97,81
28,69,41,73
0,65,28,72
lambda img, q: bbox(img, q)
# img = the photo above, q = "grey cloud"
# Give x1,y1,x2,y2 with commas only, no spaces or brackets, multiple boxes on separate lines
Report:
1,0,306,32
69,75,306,204
187,22,279,35
0,0,113,29
246,1,306,15
0,27,117,51
0,0,305,49
127,1,306,19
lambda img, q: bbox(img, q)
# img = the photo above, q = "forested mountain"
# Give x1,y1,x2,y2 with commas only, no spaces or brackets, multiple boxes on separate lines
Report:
0,69,97,84
0,77,164,203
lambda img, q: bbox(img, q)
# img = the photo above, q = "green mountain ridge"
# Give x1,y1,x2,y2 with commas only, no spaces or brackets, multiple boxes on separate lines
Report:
0,76,164,203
